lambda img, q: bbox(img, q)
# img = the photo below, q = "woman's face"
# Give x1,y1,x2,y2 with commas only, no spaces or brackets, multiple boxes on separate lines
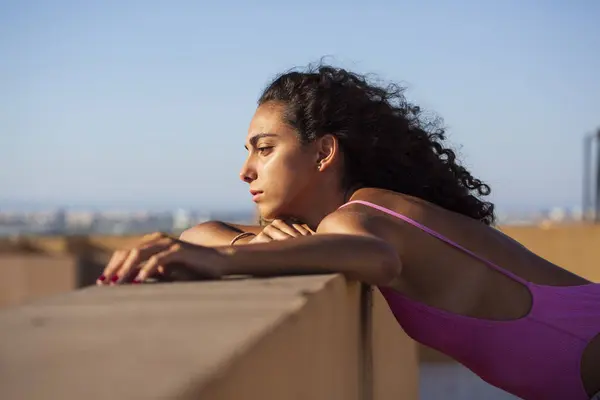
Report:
240,101,323,221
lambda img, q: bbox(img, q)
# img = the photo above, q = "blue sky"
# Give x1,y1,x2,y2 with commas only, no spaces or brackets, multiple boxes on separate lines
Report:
1,0,599,212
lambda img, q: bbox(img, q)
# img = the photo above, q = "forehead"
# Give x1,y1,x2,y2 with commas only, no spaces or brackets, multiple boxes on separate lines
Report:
247,102,292,138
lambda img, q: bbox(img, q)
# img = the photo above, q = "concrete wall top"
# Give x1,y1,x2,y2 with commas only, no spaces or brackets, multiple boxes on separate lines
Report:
0,274,418,400
0,275,341,399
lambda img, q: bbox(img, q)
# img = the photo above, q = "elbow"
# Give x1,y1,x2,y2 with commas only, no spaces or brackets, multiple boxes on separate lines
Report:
179,229,197,243
179,221,226,245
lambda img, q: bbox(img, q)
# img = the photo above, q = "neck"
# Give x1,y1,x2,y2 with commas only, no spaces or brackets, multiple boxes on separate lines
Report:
291,185,357,231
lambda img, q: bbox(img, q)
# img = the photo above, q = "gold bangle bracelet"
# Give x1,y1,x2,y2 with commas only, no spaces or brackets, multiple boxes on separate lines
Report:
229,232,256,246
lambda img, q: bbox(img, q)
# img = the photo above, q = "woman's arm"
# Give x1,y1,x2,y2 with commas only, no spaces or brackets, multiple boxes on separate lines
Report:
179,219,314,246
218,210,402,286
179,221,262,246
100,209,402,287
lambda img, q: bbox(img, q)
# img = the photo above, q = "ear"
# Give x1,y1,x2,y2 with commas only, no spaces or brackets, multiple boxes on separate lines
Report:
315,134,339,171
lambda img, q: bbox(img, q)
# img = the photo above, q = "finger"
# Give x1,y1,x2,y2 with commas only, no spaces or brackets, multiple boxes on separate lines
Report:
262,225,290,240
270,219,301,237
249,232,272,243
100,250,129,285
135,232,168,248
99,232,171,285
302,224,316,234
116,237,174,283
135,244,182,282
291,223,311,236
139,231,165,243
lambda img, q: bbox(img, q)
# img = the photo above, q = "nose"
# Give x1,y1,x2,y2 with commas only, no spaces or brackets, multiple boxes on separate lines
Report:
239,158,257,183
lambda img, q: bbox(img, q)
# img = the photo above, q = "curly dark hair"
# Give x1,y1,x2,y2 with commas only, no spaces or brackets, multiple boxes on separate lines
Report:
258,63,496,225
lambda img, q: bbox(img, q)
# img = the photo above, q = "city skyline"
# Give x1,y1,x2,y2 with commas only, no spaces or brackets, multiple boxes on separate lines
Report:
0,193,592,214
0,204,588,238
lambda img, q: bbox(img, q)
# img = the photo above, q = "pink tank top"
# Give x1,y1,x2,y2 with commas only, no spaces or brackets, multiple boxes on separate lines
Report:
340,200,600,400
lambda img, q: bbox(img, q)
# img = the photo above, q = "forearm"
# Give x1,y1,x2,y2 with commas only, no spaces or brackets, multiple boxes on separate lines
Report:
218,234,401,286
180,221,261,247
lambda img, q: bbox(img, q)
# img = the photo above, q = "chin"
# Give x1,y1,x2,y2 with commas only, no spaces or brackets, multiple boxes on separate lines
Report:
257,202,291,222
256,204,277,222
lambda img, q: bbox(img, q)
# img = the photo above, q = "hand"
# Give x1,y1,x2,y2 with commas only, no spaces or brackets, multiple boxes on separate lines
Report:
97,232,225,285
248,219,314,244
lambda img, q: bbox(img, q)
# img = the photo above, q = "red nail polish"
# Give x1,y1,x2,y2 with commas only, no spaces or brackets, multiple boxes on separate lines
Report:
111,275,119,282
132,279,141,284
98,275,106,282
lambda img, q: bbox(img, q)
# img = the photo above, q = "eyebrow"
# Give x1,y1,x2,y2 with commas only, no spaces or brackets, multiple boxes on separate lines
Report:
245,133,278,150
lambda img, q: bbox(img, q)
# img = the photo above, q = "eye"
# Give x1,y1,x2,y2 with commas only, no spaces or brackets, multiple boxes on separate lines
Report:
257,146,274,156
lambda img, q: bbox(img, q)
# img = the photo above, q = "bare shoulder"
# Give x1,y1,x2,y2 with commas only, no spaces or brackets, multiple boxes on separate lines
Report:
337,187,485,245
346,187,431,220
352,187,429,208
317,191,406,241
350,187,491,227
317,206,373,234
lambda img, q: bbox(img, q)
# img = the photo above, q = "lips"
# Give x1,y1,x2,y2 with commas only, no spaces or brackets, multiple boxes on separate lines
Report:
250,190,263,202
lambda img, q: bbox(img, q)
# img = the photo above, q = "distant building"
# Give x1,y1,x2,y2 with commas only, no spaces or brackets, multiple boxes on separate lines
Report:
173,209,192,231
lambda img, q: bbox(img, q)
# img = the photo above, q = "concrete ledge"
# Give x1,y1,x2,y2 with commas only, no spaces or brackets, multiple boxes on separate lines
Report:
0,255,79,308
0,254,106,308
0,275,418,400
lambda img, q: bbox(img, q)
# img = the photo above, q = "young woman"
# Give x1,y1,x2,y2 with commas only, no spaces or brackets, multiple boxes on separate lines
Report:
98,65,600,399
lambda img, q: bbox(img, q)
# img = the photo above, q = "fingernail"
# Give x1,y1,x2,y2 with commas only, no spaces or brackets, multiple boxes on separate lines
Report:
132,279,141,284
111,275,119,283
97,275,106,282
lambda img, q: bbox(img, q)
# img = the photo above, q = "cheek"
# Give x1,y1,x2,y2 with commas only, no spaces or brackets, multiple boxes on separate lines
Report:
261,158,291,191
262,153,313,193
